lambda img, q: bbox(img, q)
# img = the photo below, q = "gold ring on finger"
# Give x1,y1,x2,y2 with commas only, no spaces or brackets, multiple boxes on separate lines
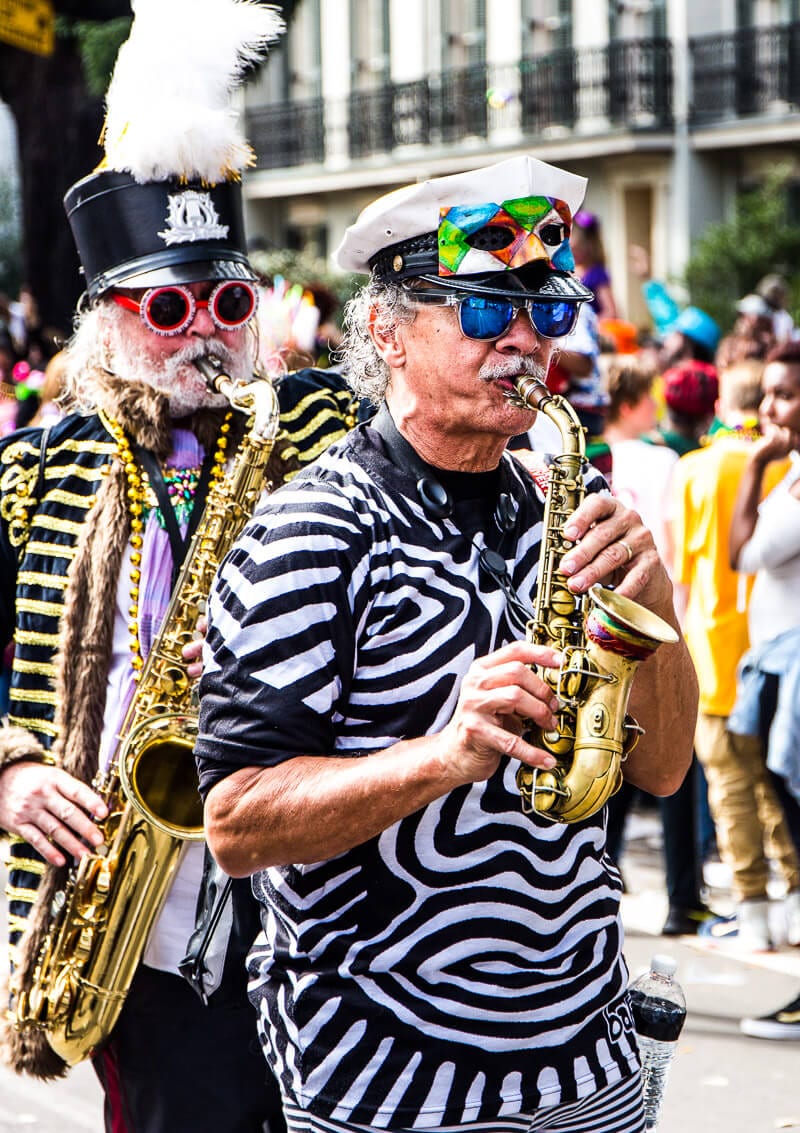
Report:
619,539,634,564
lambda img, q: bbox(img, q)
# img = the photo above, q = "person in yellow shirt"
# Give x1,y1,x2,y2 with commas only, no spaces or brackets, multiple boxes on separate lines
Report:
671,359,800,951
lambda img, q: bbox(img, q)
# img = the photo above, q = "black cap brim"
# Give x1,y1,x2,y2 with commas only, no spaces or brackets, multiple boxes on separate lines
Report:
111,257,257,293
415,264,593,304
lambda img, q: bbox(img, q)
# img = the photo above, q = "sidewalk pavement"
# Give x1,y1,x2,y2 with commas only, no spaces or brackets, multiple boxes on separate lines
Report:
1,806,800,1131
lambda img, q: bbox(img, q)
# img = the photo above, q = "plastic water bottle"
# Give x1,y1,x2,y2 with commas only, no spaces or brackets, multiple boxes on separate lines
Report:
628,954,687,1131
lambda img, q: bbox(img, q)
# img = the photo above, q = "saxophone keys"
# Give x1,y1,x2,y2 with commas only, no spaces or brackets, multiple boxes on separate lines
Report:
77,927,95,956
550,590,577,618
160,666,189,697
541,727,572,757
585,702,611,738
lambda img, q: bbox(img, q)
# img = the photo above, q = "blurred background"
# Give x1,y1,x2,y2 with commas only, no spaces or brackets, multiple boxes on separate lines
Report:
2,0,800,360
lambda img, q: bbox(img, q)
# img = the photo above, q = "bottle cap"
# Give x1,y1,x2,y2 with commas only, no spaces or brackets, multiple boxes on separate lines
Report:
651,954,678,978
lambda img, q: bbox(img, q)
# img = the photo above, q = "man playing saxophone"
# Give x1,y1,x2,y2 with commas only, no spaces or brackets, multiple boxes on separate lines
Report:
0,3,359,1130
196,157,699,1133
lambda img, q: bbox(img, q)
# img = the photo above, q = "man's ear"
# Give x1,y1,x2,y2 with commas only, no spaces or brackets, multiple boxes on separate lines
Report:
368,305,406,367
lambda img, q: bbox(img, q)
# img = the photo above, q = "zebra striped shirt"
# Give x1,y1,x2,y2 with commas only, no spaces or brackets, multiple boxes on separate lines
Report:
196,425,640,1128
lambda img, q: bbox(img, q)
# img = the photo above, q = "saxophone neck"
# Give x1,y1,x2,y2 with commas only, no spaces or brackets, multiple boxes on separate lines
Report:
510,373,585,459
193,355,280,445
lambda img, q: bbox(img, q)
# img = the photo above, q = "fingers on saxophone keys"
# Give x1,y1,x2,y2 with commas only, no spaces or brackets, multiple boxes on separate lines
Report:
47,819,98,862
23,822,67,866
53,796,106,849
506,733,558,771
61,776,108,822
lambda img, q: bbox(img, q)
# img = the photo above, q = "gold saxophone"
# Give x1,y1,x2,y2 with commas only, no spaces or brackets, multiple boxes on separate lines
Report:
13,357,280,1065
508,375,678,823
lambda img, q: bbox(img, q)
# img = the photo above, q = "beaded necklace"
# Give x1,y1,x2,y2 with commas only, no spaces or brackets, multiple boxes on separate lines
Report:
101,410,233,678
702,418,761,446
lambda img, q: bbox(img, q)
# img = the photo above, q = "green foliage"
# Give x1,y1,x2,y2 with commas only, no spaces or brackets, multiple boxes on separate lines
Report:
0,176,22,298
56,15,133,98
248,248,362,312
684,167,800,335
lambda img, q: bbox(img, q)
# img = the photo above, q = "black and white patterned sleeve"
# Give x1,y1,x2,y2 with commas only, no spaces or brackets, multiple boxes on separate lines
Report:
195,475,370,797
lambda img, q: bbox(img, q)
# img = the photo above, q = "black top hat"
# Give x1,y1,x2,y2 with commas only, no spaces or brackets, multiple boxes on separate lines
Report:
64,170,257,300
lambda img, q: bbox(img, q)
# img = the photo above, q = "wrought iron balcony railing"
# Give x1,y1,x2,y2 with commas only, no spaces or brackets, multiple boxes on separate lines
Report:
246,97,326,170
247,37,673,172
690,22,800,124
521,38,672,133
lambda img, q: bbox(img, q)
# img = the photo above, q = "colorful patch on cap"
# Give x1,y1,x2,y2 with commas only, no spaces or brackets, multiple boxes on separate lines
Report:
438,196,575,277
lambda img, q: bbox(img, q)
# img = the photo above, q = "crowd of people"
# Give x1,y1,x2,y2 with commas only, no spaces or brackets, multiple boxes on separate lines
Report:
557,221,800,1041
0,5,798,1133
0,287,66,438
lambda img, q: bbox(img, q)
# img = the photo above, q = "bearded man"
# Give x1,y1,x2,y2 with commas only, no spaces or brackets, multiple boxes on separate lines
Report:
0,3,356,1129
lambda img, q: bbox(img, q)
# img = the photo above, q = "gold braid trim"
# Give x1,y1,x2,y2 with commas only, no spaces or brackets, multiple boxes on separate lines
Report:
0,443,39,549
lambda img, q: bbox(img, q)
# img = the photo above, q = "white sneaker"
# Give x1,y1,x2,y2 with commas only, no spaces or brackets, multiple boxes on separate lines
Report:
785,890,800,947
738,898,774,952
698,900,775,951
741,992,800,1039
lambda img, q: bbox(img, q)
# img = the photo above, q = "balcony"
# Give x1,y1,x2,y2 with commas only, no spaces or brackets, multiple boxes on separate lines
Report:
246,38,673,173
246,97,326,170
522,39,672,134
690,22,800,124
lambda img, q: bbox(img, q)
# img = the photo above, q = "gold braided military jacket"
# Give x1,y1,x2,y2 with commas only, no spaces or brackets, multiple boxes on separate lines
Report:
0,366,359,1078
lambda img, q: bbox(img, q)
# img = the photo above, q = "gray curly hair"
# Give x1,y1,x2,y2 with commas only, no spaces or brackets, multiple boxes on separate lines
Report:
337,278,417,405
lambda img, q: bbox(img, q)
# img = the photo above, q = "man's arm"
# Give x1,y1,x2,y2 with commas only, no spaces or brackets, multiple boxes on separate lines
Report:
204,640,564,876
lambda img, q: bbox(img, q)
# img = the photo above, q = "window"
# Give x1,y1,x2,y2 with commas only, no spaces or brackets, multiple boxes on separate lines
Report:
522,0,573,55
737,0,799,24
609,0,667,40
351,0,390,89
252,0,321,103
288,0,322,100
440,0,486,70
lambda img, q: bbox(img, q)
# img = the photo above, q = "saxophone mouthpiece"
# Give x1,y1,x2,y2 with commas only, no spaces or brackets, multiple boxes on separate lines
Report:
504,374,550,411
193,354,228,393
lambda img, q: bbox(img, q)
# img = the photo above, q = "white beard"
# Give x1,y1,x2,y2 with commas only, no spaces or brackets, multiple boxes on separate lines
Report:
110,336,254,417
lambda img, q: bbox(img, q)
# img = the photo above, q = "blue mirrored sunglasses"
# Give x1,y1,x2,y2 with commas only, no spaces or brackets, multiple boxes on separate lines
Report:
406,289,581,341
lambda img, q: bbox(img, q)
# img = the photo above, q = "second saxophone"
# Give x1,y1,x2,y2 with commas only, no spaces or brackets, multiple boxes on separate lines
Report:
11,358,280,1067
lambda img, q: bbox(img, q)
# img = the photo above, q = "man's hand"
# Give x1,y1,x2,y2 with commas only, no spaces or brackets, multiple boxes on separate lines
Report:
181,614,208,680
0,762,108,866
435,641,563,787
559,492,673,613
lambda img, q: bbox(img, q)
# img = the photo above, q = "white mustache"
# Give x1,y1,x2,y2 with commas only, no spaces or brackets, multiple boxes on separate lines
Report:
167,340,237,371
478,356,549,386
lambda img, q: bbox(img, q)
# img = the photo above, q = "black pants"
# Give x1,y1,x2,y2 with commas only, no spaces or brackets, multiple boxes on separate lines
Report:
760,672,800,856
92,964,285,1133
607,756,703,909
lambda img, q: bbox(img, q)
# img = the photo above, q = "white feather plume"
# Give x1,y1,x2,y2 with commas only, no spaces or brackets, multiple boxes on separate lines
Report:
102,0,285,184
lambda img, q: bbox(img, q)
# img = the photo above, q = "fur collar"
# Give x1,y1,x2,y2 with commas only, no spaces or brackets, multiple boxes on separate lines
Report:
93,369,237,458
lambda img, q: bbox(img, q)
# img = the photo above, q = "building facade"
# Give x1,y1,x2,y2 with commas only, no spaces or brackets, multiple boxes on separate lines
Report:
243,0,800,328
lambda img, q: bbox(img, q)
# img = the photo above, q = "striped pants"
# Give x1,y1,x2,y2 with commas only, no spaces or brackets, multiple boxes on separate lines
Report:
284,1074,645,1133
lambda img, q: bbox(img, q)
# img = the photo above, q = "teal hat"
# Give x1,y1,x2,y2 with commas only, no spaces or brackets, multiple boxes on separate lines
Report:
671,306,721,355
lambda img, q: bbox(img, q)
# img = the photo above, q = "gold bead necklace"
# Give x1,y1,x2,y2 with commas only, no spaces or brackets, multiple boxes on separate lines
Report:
100,411,233,679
